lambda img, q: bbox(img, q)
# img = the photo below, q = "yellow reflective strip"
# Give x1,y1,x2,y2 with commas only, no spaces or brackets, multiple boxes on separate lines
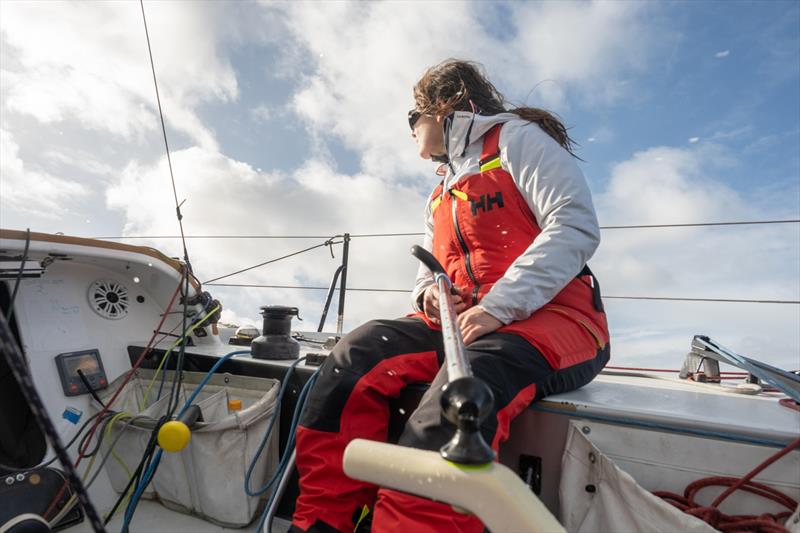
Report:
353,505,370,532
480,157,502,173
446,460,492,470
431,197,442,212
450,189,468,201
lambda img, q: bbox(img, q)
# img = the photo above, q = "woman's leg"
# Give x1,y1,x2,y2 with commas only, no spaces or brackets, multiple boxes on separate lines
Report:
292,318,443,532
372,333,609,533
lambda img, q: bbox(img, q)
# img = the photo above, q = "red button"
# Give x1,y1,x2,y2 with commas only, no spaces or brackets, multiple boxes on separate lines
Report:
69,384,78,392
99,378,107,386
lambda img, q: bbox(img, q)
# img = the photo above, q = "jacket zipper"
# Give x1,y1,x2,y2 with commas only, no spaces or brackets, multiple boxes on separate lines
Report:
451,191,479,303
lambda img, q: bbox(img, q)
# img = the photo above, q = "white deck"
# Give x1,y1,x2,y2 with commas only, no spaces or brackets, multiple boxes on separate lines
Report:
541,373,800,444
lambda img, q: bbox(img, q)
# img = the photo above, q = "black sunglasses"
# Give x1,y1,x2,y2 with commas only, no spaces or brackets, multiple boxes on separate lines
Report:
408,109,422,131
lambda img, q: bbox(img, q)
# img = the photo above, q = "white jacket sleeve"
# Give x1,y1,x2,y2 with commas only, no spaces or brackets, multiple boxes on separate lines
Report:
411,201,435,312
477,121,601,324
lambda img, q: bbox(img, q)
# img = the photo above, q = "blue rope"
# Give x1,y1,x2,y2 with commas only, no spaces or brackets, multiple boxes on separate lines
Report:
256,368,320,533
244,357,309,496
121,349,251,530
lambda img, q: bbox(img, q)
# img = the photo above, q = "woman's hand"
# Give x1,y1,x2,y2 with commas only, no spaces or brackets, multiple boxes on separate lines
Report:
422,284,469,325
457,307,503,345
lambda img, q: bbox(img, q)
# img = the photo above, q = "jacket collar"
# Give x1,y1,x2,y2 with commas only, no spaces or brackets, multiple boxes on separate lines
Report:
444,111,518,164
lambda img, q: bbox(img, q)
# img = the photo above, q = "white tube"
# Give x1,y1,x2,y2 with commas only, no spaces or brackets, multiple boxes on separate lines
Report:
343,439,564,533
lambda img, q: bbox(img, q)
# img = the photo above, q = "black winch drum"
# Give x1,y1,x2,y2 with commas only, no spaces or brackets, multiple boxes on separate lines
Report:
251,305,300,360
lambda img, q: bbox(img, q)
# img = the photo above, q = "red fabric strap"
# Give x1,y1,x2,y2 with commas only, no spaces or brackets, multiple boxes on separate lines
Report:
479,124,503,163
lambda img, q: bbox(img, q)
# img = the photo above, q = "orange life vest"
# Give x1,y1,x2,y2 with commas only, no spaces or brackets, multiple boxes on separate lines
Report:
421,124,609,370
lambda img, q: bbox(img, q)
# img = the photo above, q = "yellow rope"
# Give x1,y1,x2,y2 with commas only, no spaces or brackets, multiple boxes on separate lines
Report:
139,305,221,410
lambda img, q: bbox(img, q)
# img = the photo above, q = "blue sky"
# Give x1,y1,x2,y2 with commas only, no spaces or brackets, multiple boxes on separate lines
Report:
1,1,798,368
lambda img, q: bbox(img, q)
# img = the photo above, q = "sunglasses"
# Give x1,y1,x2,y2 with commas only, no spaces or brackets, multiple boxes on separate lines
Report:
408,109,422,131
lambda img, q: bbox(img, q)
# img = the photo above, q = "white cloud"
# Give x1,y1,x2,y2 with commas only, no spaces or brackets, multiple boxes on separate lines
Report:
688,136,700,143
265,1,662,180
592,144,799,367
43,149,115,178
0,129,90,219
2,1,794,370
715,50,731,59
105,147,427,329
0,1,237,149
505,2,658,106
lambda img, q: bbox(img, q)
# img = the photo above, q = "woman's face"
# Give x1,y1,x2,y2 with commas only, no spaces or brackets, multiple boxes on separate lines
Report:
411,114,446,160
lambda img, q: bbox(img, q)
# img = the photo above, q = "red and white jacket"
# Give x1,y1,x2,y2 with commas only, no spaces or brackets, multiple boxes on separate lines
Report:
412,111,609,369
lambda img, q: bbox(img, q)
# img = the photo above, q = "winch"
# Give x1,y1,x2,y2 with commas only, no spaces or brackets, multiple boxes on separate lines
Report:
251,306,301,360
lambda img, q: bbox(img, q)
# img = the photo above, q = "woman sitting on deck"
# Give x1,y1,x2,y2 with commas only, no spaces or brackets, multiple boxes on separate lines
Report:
290,59,610,533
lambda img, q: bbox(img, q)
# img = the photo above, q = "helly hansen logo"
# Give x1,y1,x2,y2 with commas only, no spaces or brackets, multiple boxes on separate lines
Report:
470,192,504,216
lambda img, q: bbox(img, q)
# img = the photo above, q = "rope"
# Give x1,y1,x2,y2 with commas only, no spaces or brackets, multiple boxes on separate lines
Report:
41,273,185,521
5,228,30,322
0,312,106,532
654,436,800,532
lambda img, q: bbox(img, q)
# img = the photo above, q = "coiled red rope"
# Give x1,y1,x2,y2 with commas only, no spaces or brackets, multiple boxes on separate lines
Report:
654,436,800,532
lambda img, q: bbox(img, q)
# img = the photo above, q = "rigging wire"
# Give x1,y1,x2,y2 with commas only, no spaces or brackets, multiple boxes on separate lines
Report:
201,238,341,284
91,218,800,240
139,0,193,276
204,282,800,305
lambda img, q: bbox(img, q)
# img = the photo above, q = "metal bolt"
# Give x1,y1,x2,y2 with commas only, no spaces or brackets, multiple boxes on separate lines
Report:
5,477,13,486
582,426,591,434
15,473,24,482
589,452,596,464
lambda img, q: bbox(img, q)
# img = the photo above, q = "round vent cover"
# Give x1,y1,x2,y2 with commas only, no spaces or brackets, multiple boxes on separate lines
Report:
88,280,129,320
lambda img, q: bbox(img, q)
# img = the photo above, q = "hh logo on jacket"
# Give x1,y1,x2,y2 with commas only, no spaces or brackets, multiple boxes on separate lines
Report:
470,191,504,216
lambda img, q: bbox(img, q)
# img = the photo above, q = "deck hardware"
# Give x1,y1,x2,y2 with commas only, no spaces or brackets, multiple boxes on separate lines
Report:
0,259,46,279
585,484,596,493
582,425,591,434
589,452,596,464
518,454,543,494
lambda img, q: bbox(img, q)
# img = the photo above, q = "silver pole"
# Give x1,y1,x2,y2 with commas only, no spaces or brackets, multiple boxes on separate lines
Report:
264,449,296,533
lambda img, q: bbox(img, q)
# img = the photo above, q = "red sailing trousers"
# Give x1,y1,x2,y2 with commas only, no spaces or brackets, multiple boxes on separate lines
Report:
291,316,609,532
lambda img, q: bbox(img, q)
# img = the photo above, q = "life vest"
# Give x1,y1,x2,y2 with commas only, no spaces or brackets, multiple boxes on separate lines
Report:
422,124,609,370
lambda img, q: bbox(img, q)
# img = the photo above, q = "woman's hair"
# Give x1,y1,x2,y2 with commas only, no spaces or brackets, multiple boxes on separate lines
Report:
413,59,578,156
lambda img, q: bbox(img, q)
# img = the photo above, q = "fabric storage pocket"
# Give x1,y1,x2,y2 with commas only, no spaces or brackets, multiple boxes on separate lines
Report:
154,387,228,513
